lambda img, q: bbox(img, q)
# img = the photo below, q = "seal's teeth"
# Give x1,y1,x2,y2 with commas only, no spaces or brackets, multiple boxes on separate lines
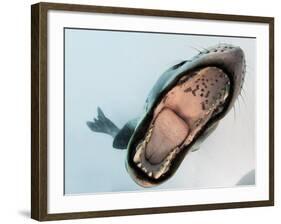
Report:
145,126,153,143
133,152,141,163
163,159,170,169
137,163,142,168
169,147,179,160
153,171,162,179
134,127,153,163
157,164,169,178
152,159,171,180
142,166,148,173
148,172,152,177
133,143,144,163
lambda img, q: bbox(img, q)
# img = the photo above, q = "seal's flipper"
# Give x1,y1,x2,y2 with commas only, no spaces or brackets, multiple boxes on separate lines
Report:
87,107,120,138
113,118,139,149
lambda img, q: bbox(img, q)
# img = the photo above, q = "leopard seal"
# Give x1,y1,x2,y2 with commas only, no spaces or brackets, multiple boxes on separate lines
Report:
87,43,246,187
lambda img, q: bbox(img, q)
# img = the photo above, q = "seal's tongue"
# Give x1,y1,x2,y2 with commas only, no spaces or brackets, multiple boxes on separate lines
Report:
145,108,189,164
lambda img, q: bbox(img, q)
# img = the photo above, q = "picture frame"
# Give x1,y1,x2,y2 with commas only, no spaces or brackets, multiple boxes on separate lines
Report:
31,2,274,221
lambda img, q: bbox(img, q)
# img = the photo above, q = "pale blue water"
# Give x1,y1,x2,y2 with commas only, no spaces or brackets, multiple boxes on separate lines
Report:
64,28,256,194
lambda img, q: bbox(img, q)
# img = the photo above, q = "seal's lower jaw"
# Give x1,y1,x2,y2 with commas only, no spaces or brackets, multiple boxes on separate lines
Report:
130,66,232,187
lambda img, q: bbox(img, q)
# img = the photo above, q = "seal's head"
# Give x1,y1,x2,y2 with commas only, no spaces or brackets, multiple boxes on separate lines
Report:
126,44,246,187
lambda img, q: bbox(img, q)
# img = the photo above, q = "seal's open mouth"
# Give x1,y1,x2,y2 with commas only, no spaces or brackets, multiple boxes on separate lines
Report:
132,66,231,181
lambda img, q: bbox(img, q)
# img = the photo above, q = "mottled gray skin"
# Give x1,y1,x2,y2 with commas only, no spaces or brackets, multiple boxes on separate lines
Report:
87,43,246,187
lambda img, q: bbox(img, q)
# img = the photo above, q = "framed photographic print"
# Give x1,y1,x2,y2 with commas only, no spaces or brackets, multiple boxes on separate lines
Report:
31,2,274,221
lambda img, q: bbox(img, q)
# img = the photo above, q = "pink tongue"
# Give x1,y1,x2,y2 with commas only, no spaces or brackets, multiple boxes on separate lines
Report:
145,108,189,164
